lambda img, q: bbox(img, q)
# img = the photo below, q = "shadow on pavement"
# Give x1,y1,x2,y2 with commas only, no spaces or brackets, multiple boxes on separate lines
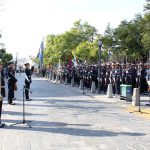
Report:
2,111,46,116
4,120,145,137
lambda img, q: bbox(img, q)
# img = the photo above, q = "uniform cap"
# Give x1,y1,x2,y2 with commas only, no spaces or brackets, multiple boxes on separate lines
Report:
116,62,120,65
24,62,30,66
111,62,116,66
8,61,14,65
139,62,143,66
107,62,111,66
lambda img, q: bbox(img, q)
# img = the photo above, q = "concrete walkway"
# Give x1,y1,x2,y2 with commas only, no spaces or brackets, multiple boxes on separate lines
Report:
0,73,150,150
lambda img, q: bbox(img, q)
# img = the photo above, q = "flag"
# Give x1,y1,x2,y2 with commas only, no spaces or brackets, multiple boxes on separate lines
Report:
37,37,45,68
72,54,77,68
58,59,61,69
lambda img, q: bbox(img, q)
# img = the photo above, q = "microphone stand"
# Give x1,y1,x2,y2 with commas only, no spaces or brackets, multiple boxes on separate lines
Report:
10,85,31,128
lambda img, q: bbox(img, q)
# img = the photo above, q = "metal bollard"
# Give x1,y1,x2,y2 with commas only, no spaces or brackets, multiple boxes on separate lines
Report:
79,79,83,90
71,78,75,87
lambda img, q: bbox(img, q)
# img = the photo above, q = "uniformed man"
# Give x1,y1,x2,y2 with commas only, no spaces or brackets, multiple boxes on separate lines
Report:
130,63,137,91
7,61,17,105
115,62,122,95
101,63,107,93
121,63,126,84
105,62,111,92
126,63,132,85
90,65,98,88
0,61,5,127
24,63,32,101
110,62,116,95
139,63,148,94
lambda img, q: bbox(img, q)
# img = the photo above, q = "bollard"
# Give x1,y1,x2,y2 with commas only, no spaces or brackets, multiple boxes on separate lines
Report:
56,75,59,82
71,78,75,87
47,73,50,80
91,81,96,93
79,80,83,90
52,74,55,81
132,88,140,106
50,73,52,80
107,84,113,98
65,77,68,85
60,75,63,84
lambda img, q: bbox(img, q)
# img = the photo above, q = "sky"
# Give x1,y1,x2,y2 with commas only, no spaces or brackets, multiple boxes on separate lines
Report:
0,0,146,59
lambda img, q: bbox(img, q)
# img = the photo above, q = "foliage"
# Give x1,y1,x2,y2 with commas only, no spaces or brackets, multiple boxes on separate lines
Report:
43,0,150,65
1,53,13,66
44,20,99,66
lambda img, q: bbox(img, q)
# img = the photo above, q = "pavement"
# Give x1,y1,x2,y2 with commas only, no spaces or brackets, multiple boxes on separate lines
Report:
0,73,150,150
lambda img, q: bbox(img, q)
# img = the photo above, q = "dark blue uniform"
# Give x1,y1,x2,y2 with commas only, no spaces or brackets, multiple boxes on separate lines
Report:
8,67,17,104
25,68,32,100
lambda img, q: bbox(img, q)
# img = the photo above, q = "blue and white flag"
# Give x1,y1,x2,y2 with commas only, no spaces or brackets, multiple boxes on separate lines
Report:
72,54,77,68
37,37,45,68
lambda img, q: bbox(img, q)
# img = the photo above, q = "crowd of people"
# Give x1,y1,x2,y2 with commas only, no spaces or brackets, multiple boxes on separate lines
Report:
44,62,150,95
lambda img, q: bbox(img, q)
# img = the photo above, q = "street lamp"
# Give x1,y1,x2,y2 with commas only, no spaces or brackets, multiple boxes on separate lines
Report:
98,39,102,94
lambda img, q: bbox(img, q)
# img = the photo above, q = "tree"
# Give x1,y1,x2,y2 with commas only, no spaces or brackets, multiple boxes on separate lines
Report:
142,1,150,52
44,20,99,66
1,53,13,66
144,0,150,11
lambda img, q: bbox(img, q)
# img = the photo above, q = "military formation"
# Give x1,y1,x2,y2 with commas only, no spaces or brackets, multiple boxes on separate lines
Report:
45,62,150,95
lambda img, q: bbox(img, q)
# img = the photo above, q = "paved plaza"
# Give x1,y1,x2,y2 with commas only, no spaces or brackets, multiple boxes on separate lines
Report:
0,73,150,150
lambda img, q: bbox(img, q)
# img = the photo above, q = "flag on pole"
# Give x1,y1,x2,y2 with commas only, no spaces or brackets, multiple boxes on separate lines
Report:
37,37,45,69
72,53,77,68
58,59,61,69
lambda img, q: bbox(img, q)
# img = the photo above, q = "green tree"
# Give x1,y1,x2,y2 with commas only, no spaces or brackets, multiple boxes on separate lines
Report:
144,0,150,11
44,20,98,66
1,53,13,66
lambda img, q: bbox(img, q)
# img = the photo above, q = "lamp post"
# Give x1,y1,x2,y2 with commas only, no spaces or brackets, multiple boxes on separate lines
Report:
98,39,102,94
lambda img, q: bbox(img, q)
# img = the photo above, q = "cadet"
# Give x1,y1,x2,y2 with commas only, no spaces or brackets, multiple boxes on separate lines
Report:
130,63,137,91
7,61,17,105
0,61,5,127
139,63,148,94
101,63,107,93
24,63,32,101
115,62,122,95
121,64,126,84
110,62,116,95
105,63,111,92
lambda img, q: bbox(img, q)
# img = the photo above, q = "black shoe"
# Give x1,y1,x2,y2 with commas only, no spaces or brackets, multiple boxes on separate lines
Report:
26,99,32,101
0,123,5,128
9,102,15,105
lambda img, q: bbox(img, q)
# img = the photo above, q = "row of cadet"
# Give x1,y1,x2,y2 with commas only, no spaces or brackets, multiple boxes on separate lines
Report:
44,62,150,95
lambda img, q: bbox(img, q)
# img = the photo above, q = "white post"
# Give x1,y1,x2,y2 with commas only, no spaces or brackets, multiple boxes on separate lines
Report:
107,84,113,98
132,88,140,106
91,81,96,93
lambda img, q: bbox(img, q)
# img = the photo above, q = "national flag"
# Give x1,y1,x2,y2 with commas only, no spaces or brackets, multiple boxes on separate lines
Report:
72,54,77,68
58,59,61,69
37,37,45,68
